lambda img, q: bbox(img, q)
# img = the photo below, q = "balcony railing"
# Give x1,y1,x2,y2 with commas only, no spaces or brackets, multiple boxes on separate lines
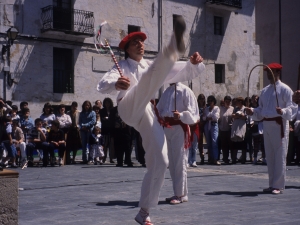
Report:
206,0,242,10
41,5,94,36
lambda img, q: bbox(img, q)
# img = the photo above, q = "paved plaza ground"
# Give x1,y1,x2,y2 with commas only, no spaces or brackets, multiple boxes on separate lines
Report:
17,153,300,225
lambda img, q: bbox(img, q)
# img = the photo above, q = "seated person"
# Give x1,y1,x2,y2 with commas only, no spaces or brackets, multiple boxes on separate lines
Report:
19,108,34,140
47,120,66,166
26,118,50,167
11,119,27,168
1,116,17,168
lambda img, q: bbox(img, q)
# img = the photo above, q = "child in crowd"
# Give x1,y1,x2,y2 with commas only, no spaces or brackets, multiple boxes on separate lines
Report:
7,105,20,121
11,119,27,168
88,126,104,165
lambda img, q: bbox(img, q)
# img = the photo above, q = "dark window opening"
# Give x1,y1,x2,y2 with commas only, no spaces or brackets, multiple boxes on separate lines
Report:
53,48,74,93
215,64,225,83
53,0,72,9
128,25,141,34
53,0,72,30
214,16,223,35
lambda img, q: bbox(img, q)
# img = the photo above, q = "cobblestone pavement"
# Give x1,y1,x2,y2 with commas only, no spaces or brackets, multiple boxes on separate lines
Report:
17,153,300,225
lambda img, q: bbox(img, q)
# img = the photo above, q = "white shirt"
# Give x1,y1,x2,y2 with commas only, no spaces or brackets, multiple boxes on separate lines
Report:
203,106,220,130
219,106,234,131
56,113,72,129
156,83,199,125
252,80,297,121
97,57,205,101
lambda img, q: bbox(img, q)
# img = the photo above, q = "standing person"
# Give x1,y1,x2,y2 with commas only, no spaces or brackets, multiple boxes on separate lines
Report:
99,98,115,163
92,105,101,128
245,63,297,194
231,97,247,164
79,101,96,164
97,16,204,225
197,94,206,164
0,98,12,144
157,82,199,204
66,102,82,164
19,108,34,144
111,105,133,167
17,101,29,116
219,96,234,164
56,104,72,134
88,126,104,165
203,95,220,165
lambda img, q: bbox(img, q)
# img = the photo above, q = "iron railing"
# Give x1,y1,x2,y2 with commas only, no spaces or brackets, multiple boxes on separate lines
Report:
206,0,242,9
41,5,94,36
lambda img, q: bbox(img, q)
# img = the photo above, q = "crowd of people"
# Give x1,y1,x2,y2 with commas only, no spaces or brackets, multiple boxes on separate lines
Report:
0,98,143,170
1,90,299,170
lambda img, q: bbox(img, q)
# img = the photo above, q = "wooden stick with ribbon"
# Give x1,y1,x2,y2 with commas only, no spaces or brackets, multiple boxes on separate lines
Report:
104,39,123,77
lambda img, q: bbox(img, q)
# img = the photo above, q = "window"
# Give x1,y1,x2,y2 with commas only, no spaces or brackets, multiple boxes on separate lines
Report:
128,25,140,34
53,0,72,30
53,48,74,93
215,64,225,83
214,16,223,35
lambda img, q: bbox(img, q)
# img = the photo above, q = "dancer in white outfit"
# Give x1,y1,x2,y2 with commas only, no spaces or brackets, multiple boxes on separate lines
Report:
245,63,297,195
157,82,199,204
97,17,205,225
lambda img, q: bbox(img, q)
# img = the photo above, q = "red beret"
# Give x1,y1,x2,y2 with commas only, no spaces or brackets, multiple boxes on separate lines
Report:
118,32,147,50
264,63,283,71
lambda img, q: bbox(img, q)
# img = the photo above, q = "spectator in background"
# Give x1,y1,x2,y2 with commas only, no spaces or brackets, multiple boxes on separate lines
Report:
0,116,17,168
92,105,101,128
0,98,12,143
19,108,34,141
89,126,104,165
231,97,247,164
11,119,27,168
197,94,206,164
100,98,115,163
26,118,49,167
7,105,20,121
56,104,72,134
203,95,220,165
40,102,56,131
79,100,96,164
219,96,234,164
47,120,66,166
95,100,103,109
66,101,82,164
18,101,28,116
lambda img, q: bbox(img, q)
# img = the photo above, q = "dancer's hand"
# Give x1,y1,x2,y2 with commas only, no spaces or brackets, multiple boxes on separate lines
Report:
190,52,203,65
244,107,253,116
276,107,283,115
173,110,180,120
115,76,130,90
293,90,300,104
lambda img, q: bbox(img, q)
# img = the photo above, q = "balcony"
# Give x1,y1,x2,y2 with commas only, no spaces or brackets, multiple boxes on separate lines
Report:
41,5,94,37
206,0,242,11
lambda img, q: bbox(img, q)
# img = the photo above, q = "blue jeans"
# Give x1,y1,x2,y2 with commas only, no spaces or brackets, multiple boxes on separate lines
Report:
204,122,219,161
80,131,91,161
2,142,17,158
188,132,198,165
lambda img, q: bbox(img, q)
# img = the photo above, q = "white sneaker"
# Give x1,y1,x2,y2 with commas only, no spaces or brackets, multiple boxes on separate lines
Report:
192,162,197,167
182,195,188,202
58,158,63,166
135,211,153,225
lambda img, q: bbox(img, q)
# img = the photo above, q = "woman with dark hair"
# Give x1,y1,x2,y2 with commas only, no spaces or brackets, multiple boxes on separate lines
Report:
197,94,206,164
79,100,96,164
231,97,247,164
100,97,115,163
219,95,234,164
56,104,72,134
92,105,101,128
66,102,82,164
40,102,56,130
203,95,220,165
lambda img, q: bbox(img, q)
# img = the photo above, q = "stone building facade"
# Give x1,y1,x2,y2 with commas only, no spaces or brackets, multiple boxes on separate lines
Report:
0,0,260,118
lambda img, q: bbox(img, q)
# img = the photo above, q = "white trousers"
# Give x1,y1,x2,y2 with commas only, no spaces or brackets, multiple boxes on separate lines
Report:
263,120,289,190
16,142,26,159
164,125,188,197
118,49,176,209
